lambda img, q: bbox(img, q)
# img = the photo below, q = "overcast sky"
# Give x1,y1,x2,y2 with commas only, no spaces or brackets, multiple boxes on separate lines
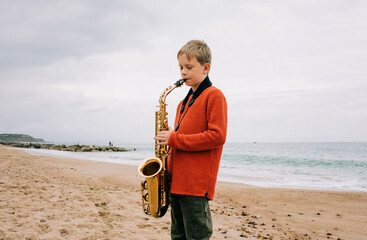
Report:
0,0,366,145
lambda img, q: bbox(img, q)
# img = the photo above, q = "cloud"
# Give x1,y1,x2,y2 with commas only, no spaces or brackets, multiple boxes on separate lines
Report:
0,0,366,143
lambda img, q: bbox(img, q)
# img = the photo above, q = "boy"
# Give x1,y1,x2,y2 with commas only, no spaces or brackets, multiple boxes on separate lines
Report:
155,40,227,240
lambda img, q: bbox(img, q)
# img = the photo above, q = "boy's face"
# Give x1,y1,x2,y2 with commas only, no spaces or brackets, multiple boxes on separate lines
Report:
178,53,210,91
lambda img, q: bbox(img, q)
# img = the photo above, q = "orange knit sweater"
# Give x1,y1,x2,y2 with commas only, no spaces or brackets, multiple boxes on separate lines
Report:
167,86,227,200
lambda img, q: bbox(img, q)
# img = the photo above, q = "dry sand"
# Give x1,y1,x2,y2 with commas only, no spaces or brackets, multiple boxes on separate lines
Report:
0,145,366,240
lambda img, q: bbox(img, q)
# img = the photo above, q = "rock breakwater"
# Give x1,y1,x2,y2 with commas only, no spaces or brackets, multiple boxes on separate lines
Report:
0,142,129,152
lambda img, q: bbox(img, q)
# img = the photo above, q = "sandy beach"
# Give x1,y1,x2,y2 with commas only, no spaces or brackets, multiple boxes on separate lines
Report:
0,145,366,240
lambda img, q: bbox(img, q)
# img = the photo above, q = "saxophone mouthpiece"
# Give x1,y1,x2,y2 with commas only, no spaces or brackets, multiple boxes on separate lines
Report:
175,79,187,86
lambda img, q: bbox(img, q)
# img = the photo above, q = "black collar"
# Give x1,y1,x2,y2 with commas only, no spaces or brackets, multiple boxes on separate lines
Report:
180,76,212,113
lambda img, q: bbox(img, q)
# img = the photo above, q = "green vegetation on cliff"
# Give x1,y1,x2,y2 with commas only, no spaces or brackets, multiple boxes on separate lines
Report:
0,134,45,143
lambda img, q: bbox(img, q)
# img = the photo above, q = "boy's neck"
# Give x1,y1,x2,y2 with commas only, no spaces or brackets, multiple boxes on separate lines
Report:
191,75,208,92
190,76,211,93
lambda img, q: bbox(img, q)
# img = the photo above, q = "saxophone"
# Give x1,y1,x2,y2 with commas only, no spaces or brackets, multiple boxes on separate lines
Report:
137,79,186,218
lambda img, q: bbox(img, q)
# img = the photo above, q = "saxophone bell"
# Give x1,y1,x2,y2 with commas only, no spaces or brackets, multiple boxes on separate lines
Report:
138,157,162,178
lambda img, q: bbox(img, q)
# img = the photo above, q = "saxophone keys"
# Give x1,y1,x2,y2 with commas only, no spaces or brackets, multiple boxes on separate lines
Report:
144,193,149,201
142,180,148,190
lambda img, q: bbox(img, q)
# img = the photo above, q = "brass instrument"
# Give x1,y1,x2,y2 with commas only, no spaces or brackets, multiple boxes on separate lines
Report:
138,79,186,218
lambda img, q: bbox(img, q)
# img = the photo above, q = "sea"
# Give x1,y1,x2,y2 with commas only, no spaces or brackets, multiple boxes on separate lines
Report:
24,142,367,192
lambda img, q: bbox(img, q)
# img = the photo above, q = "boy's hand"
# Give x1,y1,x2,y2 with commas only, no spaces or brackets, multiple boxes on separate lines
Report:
154,127,172,145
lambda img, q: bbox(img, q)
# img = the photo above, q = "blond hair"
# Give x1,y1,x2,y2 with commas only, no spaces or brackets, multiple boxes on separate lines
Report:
177,40,212,65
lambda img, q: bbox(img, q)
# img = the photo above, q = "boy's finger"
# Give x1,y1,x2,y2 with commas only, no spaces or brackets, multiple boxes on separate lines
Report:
158,130,169,134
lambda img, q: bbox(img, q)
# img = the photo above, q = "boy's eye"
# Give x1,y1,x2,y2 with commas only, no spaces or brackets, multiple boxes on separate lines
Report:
179,66,192,70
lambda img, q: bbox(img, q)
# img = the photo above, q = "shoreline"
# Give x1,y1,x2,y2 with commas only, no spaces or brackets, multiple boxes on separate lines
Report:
20,146,367,193
1,145,367,239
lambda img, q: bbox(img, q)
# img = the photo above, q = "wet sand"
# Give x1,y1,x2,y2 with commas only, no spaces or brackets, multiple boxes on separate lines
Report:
0,145,366,239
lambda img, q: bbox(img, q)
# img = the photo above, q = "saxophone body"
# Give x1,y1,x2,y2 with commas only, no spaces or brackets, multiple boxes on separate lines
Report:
137,79,186,218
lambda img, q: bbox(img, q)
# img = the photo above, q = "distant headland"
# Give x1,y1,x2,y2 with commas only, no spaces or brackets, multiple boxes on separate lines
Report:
0,134,129,152
0,133,45,143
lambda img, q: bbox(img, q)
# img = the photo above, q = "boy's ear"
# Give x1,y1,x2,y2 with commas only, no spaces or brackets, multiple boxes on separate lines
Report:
204,63,211,74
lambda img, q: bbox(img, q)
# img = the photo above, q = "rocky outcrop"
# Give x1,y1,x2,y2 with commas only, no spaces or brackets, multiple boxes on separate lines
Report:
0,134,45,143
0,142,129,152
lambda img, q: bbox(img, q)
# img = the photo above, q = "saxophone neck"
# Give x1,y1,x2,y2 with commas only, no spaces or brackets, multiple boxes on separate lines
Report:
159,79,186,105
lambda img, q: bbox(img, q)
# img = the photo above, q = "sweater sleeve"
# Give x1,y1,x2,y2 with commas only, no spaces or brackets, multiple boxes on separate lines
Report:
168,90,227,151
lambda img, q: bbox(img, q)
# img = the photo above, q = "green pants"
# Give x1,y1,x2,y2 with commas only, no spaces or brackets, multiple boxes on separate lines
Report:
170,194,212,240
